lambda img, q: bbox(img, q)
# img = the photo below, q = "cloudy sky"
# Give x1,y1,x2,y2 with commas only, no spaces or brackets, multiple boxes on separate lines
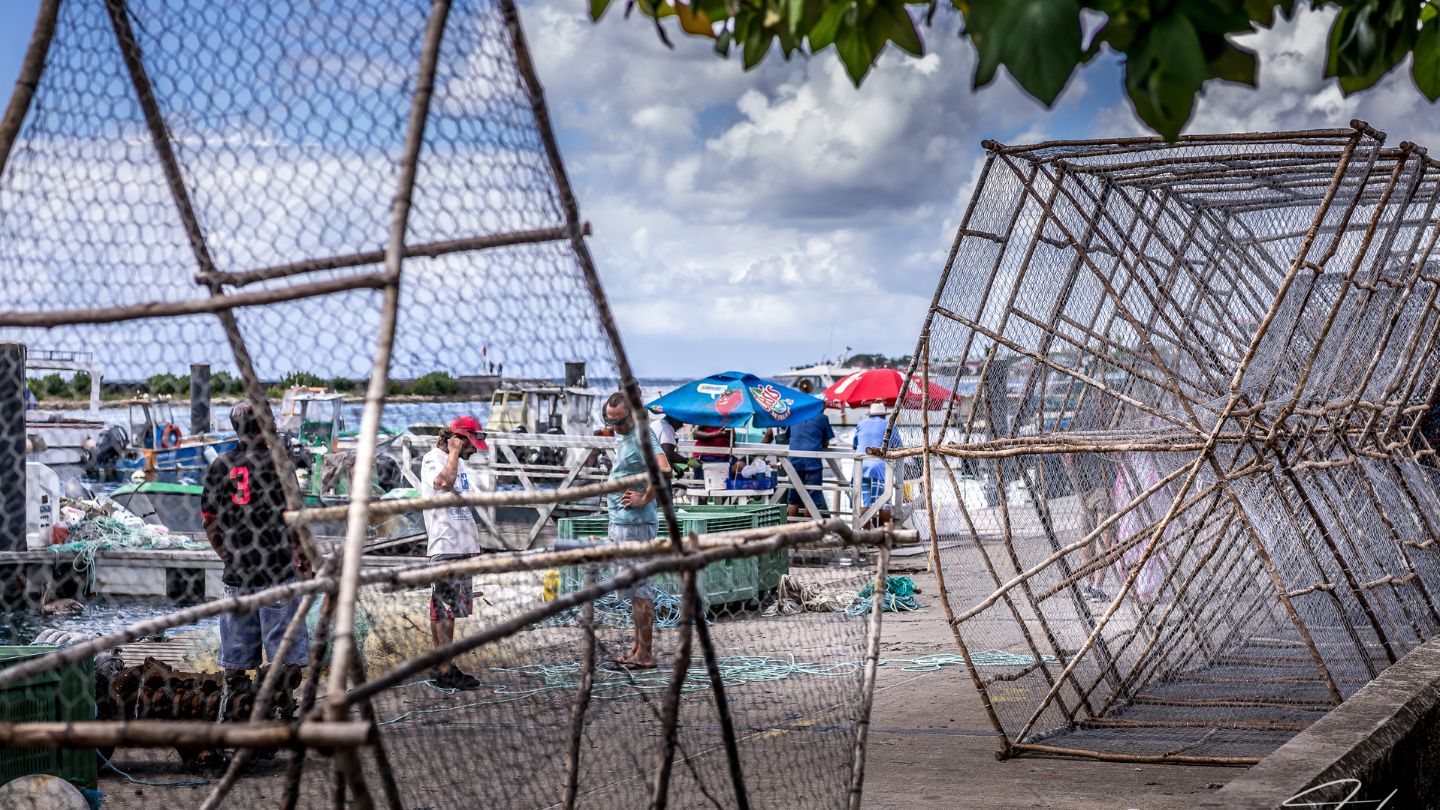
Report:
4,1,1440,378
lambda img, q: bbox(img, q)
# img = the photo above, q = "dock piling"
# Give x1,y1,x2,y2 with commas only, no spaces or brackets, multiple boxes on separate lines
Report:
190,363,211,435
0,342,26,553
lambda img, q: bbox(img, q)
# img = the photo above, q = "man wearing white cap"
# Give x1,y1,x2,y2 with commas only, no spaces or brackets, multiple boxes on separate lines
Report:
852,402,901,528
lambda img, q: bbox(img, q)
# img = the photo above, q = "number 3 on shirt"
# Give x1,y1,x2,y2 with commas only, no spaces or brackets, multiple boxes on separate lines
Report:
230,466,251,505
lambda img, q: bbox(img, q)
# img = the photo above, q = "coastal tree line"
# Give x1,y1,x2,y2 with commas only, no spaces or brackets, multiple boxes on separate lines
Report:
27,370,464,402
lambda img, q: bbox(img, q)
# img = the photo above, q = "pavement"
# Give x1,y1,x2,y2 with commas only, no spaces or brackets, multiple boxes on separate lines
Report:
862,565,1244,810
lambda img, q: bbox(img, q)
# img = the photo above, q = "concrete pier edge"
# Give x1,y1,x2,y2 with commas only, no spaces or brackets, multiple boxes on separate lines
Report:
1198,635,1440,808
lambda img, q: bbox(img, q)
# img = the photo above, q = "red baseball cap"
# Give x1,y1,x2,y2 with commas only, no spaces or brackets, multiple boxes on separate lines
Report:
448,415,488,450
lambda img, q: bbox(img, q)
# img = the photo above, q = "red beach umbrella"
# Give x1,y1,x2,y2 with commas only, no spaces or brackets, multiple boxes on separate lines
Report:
821,368,957,410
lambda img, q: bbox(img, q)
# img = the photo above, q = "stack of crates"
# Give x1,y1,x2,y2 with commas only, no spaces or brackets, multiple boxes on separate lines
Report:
0,646,97,790
556,510,762,612
678,504,790,595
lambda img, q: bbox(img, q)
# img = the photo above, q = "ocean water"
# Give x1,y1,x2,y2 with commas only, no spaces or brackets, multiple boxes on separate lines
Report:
51,380,686,434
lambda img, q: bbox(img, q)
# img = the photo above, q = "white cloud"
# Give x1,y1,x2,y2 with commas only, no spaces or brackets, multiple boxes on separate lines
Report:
522,0,1063,375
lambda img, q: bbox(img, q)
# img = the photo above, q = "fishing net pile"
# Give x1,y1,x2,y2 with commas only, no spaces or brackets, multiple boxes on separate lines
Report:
0,1,900,807
887,123,1440,764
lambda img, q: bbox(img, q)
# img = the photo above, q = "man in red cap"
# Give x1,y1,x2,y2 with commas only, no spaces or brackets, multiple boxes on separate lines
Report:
418,416,489,690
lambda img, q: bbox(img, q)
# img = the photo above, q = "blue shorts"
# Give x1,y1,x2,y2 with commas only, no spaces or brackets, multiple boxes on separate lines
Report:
608,522,657,600
219,579,310,670
786,466,826,512
860,475,886,508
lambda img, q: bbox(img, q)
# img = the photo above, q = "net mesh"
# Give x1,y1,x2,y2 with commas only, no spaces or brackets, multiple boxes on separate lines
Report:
0,1,895,807
888,124,1440,764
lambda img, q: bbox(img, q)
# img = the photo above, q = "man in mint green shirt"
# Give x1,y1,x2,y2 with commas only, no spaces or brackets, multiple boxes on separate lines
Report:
604,392,670,668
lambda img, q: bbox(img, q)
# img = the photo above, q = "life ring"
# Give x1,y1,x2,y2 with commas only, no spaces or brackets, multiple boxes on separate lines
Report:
160,423,182,448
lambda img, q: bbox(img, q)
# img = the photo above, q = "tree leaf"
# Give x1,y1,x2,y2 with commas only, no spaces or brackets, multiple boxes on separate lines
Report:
674,2,715,35
1415,15,1440,101
744,24,775,68
970,0,1083,105
1207,41,1257,86
1243,0,1280,27
809,0,850,51
835,23,876,84
714,27,733,55
1326,2,1409,95
590,0,612,22
1125,13,1206,141
879,1,924,56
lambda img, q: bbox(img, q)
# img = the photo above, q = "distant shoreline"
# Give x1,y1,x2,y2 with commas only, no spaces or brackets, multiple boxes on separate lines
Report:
34,393,488,410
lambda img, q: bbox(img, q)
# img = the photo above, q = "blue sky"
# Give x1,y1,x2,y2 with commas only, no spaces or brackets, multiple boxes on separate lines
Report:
5,1,1440,378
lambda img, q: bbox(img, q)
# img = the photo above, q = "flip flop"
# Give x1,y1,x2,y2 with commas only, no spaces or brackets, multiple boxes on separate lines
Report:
617,660,656,670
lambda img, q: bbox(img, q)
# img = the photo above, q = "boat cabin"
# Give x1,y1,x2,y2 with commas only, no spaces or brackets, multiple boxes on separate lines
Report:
122,396,182,449
278,387,346,450
487,386,598,435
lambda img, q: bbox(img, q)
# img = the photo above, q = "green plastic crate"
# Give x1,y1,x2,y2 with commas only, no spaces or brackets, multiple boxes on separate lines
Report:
557,511,760,540
558,557,759,613
0,646,97,790
676,505,790,593
556,512,763,610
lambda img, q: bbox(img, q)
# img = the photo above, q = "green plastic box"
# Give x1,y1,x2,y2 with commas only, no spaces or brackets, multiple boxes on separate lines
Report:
0,645,98,790
556,511,764,611
677,504,790,594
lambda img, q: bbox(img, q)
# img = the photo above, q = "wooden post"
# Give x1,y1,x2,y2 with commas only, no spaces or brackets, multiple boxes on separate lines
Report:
190,363,211,436
0,342,25,553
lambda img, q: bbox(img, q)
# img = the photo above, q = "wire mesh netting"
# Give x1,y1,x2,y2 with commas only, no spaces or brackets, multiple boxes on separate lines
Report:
0,1,901,807
887,123,1440,765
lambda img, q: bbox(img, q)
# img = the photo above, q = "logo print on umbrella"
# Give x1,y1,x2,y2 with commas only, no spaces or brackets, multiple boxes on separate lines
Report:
713,387,743,416
749,384,792,418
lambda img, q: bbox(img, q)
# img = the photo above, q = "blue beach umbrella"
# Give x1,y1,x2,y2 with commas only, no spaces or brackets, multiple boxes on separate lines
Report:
646,371,825,428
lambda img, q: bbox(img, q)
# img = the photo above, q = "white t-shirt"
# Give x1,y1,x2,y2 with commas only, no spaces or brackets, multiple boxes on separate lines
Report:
654,419,677,447
420,447,481,557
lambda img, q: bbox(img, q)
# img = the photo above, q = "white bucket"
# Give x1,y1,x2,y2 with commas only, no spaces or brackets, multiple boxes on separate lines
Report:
702,462,729,490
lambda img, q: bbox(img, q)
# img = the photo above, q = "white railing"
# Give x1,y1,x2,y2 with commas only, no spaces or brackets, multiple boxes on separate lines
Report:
397,432,903,546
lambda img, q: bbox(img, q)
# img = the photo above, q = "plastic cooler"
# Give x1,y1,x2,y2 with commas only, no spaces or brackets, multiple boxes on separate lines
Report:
556,511,763,611
0,646,98,790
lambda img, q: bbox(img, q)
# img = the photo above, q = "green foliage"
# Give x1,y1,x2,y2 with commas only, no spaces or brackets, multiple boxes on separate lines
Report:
211,371,242,396
597,0,1440,140
331,376,357,392
71,371,92,398
147,373,185,396
846,352,909,368
405,371,459,396
39,373,70,398
279,371,328,389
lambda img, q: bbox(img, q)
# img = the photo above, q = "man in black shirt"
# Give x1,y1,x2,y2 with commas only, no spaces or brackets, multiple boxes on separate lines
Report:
202,400,310,716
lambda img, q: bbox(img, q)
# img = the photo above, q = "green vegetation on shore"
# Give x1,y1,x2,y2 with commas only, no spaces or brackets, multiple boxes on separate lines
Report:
28,370,463,403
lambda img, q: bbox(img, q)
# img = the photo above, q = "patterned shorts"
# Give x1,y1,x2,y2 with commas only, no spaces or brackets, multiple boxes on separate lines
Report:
429,554,475,621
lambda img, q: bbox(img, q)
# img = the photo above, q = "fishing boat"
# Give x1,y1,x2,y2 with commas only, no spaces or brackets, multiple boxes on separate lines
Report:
86,396,239,483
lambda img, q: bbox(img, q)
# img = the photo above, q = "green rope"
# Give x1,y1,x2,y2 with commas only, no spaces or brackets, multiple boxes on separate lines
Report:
845,575,924,615
50,518,209,591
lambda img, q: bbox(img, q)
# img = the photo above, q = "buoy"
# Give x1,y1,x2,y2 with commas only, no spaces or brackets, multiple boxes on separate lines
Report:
0,774,90,810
